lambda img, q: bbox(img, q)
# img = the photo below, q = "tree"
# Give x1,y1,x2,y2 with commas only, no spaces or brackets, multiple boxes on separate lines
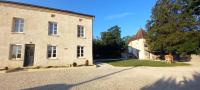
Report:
145,0,200,57
101,25,121,46
100,25,122,58
121,36,131,52
93,25,130,59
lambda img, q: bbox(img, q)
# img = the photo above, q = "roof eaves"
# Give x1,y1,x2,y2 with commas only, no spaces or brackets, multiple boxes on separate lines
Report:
0,1,95,18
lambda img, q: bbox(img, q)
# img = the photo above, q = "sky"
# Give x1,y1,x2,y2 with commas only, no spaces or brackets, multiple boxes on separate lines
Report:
8,0,157,38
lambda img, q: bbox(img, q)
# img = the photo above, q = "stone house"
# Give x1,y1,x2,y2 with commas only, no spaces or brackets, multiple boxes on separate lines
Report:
0,1,94,68
128,29,155,60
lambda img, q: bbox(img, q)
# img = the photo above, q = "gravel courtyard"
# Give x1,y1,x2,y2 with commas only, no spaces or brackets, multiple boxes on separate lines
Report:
0,62,200,90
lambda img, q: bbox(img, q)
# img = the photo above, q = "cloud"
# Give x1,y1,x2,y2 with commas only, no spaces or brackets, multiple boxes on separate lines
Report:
105,12,132,20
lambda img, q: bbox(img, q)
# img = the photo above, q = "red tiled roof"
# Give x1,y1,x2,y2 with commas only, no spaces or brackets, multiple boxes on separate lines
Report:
128,28,146,43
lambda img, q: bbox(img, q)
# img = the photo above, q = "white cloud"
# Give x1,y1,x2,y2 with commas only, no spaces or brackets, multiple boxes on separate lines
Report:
105,12,132,20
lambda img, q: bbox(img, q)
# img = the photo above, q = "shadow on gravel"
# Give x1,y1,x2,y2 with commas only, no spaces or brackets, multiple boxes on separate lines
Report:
23,67,134,90
141,72,200,90
22,84,70,90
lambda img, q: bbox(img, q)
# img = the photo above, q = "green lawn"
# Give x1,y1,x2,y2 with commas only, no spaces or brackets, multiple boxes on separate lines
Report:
103,59,190,67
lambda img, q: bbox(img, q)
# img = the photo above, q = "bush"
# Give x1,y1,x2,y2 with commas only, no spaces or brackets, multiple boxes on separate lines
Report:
85,60,89,66
73,62,77,67
47,66,54,68
5,67,8,70
34,66,41,69
179,52,191,61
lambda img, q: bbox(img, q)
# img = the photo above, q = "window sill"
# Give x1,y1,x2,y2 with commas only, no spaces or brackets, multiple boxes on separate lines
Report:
48,35,60,37
77,57,86,59
48,58,58,60
78,37,86,39
11,32,25,34
9,58,23,61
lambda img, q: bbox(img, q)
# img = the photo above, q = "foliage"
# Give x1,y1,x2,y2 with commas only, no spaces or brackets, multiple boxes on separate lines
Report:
104,59,190,67
146,0,200,56
121,36,132,51
93,25,130,59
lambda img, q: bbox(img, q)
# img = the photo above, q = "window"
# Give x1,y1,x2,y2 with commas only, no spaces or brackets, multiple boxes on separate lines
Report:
48,22,57,35
10,45,22,59
77,25,85,38
77,46,84,58
47,45,57,59
13,18,24,32
144,44,148,47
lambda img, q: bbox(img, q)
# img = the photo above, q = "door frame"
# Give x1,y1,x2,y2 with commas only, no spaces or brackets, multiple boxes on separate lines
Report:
23,44,35,67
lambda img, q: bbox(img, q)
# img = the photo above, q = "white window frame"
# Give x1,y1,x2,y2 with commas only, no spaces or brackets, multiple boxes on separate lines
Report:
48,22,58,35
47,45,57,59
77,46,84,58
77,25,85,38
10,44,22,60
12,18,24,33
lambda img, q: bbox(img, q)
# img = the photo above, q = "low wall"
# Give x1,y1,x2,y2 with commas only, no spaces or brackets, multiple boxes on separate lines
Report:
191,55,200,62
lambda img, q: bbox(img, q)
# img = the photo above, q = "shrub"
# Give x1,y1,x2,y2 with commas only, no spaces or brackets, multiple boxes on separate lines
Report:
5,67,8,70
73,62,77,67
85,60,89,66
47,66,54,68
34,66,41,69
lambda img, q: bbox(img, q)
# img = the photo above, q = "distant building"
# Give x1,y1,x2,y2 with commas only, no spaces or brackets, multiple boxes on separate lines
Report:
128,29,154,60
0,1,94,68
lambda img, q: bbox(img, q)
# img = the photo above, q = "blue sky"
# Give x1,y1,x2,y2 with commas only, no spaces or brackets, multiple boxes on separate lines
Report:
8,0,156,37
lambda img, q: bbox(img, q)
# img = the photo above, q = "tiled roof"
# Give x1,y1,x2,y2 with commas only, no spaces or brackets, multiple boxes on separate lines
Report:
128,28,146,43
0,1,95,18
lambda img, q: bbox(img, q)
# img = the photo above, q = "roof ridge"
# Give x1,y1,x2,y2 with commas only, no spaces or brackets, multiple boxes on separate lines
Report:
128,28,146,43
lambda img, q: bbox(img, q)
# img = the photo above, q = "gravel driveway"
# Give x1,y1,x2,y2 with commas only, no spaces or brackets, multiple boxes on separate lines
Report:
0,62,200,90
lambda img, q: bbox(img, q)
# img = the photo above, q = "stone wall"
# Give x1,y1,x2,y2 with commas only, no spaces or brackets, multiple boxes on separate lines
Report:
0,2,93,68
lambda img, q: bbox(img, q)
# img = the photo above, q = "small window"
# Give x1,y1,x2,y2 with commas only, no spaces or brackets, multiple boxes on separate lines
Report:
10,45,22,59
47,45,57,59
48,22,57,35
12,18,24,32
144,44,148,47
77,46,84,58
77,25,85,38
51,14,56,18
